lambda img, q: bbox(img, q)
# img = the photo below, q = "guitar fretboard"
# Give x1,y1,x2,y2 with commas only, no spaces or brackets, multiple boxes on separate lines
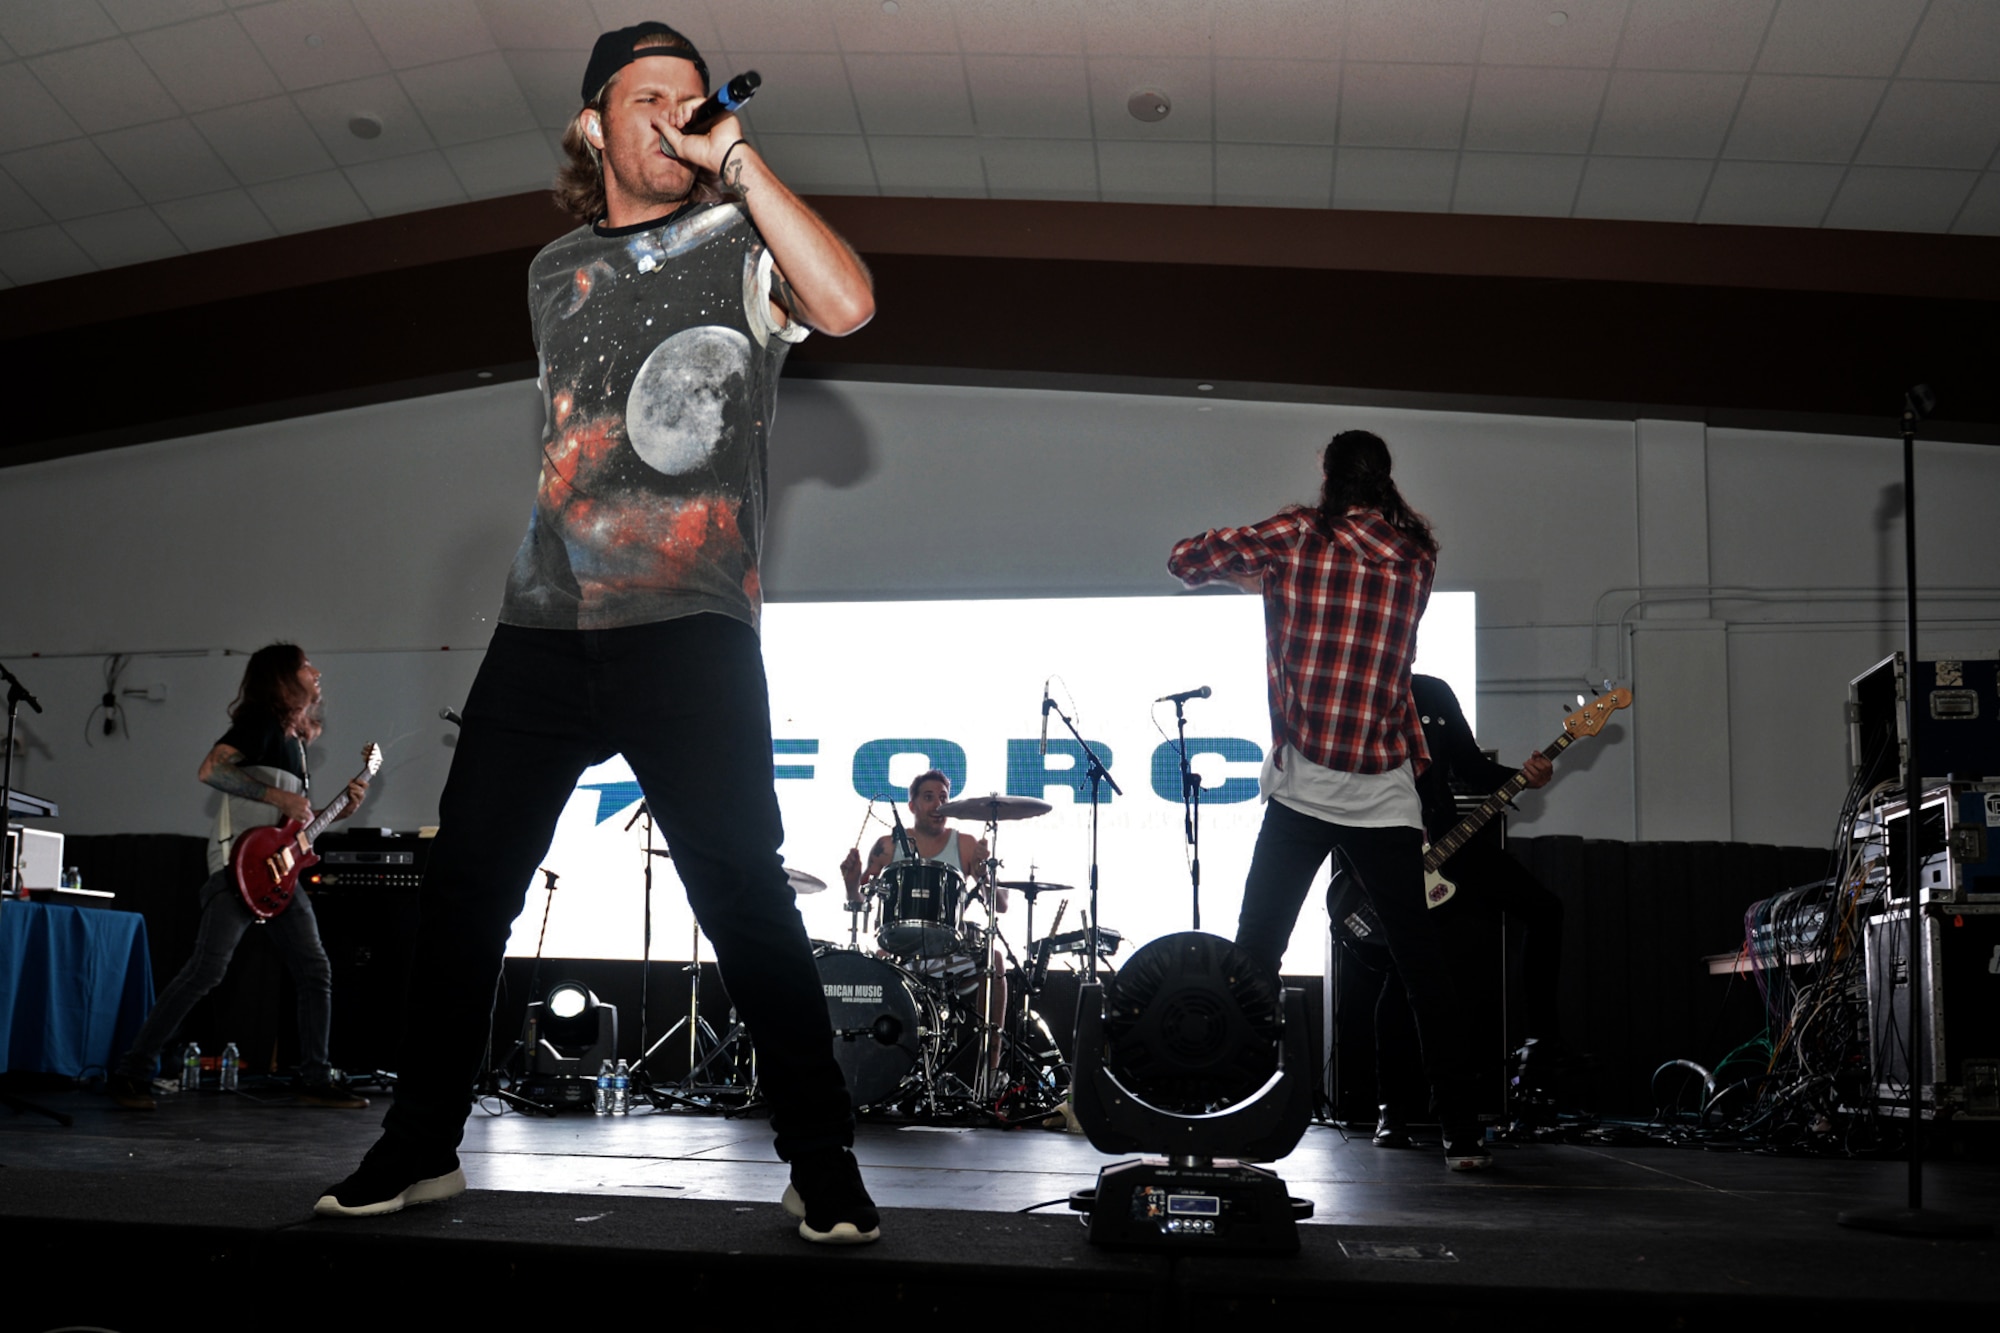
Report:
1423,730,1578,871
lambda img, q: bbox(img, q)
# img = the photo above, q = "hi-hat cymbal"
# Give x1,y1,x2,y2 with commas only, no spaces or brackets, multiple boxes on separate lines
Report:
786,868,829,896
995,880,1070,898
937,793,1053,822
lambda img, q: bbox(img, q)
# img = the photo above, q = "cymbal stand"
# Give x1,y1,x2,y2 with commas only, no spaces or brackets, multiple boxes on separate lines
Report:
971,812,1005,1102
639,916,733,1109
1045,696,1123,983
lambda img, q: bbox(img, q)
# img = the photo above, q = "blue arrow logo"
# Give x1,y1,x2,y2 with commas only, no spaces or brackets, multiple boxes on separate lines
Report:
579,779,645,825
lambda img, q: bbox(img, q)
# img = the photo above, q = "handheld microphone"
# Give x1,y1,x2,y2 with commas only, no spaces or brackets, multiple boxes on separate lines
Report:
439,706,464,727
681,70,762,136
1157,686,1211,704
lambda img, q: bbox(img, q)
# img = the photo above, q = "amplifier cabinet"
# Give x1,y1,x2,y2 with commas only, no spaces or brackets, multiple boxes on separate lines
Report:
1864,903,2000,1119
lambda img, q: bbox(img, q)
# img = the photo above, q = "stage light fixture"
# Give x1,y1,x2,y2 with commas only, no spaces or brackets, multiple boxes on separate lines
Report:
1069,931,1314,1254
521,979,618,1110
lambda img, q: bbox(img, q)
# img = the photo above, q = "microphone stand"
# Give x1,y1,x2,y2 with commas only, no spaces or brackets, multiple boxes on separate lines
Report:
1044,698,1122,983
1172,696,1203,931
0,662,67,1127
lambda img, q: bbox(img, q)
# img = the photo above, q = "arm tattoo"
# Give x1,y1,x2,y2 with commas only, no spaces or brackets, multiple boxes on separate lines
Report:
722,152,748,198
203,756,269,802
769,266,799,320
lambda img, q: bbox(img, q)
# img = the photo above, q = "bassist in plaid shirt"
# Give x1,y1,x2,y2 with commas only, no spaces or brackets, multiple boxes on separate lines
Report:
1169,430,1491,1170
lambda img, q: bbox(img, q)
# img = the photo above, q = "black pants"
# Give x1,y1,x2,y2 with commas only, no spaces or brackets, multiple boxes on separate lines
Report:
380,616,852,1161
1235,799,1478,1133
1375,844,1564,1109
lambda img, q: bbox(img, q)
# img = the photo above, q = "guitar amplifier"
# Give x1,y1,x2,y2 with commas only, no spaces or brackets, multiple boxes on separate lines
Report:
304,828,432,891
304,830,431,1074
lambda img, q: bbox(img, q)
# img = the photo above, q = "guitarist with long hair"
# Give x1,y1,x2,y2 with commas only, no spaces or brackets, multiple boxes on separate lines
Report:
107,643,370,1111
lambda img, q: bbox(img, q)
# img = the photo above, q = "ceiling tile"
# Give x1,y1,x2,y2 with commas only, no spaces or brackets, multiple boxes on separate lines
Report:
965,55,1091,139
1086,55,1212,142
1481,0,1628,67
1723,75,1884,163
979,137,1098,199
398,51,535,146
1451,151,1585,216
868,134,987,195
27,38,182,133
1078,0,1212,57
0,168,50,228
193,96,334,181
64,204,185,266
1697,159,1841,226
0,1,118,57
1901,0,2000,81
1592,70,1741,157
443,128,558,198
1856,82,2000,171
100,0,226,33
715,52,860,134
1572,155,1711,220
153,187,277,249
1,139,141,218
950,0,1085,57
1215,60,1339,146
130,14,284,114
1345,0,1485,64
1332,146,1457,212
294,73,438,164
237,0,390,90
1823,166,1976,234
248,166,370,231
0,224,96,283
1756,0,1924,77
590,0,721,56
96,118,237,201
745,132,878,194
351,0,495,69
473,0,596,51
1616,0,1772,72
504,48,584,128
846,52,974,135
1339,63,1474,149
827,0,959,54
1095,139,1212,204
1464,65,1606,154
0,60,83,153
705,0,838,53
1216,142,1334,206
343,149,467,214
1951,173,2000,236
1210,0,1347,61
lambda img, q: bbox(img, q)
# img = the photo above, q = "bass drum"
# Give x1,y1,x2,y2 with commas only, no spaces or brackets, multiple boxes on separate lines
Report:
815,950,940,1110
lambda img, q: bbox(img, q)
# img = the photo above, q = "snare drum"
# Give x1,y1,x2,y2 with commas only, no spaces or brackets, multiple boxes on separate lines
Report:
815,950,939,1109
875,858,966,958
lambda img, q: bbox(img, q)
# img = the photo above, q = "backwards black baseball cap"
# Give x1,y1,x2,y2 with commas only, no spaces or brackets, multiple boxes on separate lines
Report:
580,21,709,103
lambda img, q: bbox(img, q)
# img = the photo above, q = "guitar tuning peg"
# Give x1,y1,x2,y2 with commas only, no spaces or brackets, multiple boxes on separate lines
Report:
1576,694,1587,708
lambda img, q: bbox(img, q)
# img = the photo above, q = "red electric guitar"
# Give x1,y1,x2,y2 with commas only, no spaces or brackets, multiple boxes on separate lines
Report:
232,743,382,920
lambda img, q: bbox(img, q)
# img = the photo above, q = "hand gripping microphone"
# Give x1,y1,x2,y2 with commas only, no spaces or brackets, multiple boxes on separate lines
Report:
682,70,762,135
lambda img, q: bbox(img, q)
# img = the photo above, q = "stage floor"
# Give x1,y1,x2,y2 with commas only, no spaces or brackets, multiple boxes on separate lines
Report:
4,1083,1997,1323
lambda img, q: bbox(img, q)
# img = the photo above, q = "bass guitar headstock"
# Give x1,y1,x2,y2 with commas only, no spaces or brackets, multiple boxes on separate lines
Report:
1563,688,1633,739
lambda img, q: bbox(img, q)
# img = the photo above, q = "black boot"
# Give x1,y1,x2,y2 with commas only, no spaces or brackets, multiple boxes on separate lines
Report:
1373,1103,1411,1148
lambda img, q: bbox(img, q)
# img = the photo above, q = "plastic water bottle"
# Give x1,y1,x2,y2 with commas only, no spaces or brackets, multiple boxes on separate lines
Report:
219,1042,240,1092
611,1059,631,1115
594,1060,613,1115
179,1042,201,1092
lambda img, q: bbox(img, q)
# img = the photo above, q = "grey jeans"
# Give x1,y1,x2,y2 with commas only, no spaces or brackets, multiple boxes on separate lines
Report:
116,869,334,1082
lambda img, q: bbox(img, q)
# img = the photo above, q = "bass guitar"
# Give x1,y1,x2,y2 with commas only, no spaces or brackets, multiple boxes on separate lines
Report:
232,743,382,920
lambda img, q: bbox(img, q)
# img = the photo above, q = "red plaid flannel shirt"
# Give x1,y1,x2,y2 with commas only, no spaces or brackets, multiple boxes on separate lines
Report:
1169,506,1434,776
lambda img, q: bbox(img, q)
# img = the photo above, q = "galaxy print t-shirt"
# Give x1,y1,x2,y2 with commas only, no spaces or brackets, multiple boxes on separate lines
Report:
499,202,808,632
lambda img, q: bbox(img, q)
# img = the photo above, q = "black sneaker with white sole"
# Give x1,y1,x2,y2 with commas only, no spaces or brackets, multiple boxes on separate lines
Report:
1443,1136,1495,1172
314,1148,466,1218
781,1148,881,1244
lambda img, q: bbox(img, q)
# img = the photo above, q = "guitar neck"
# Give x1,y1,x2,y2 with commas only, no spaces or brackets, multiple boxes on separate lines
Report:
1423,730,1576,871
298,764,368,846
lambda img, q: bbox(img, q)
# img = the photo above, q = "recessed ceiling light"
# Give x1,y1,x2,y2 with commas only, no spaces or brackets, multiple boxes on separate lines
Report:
881,0,899,11
305,32,323,47
348,115,383,140
1547,10,1568,25
476,370,494,379
1128,90,1171,123
1196,383,1214,392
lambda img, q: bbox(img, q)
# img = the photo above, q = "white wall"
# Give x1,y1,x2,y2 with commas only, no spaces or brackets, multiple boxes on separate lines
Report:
4,377,1997,851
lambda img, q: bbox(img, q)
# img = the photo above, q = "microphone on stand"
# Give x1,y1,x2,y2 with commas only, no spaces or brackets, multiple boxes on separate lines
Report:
1040,680,1051,757
888,798,914,862
1156,686,1211,704
439,706,464,727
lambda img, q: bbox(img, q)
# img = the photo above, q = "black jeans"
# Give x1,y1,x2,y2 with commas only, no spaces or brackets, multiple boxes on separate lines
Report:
1235,798,1479,1133
380,615,852,1161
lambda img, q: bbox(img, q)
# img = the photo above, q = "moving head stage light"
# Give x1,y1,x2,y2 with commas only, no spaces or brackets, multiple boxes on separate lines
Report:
1068,932,1314,1253
520,980,618,1110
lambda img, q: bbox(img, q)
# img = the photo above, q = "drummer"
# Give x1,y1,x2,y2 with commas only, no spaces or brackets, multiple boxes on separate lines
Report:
840,770,1008,1073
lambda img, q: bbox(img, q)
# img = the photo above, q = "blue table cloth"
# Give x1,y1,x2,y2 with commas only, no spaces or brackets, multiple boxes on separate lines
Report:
0,900,154,1076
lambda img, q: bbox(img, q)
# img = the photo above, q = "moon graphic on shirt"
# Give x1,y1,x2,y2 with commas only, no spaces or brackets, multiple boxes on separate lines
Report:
624,325,752,475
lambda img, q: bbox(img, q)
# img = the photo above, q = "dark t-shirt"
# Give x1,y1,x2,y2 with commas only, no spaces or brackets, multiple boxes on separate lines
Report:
217,712,307,788
1411,675,1514,840
499,202,807,633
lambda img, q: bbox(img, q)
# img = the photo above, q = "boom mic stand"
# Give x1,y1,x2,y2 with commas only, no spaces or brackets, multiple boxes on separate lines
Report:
0,662,68,1127
1044,696,1122,984
475,867,564,1115
1170,693,1205,930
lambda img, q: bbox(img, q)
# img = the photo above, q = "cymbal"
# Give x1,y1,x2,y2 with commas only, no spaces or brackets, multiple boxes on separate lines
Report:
937,793,1053,822
786,868,829,896
995,880,1070,897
